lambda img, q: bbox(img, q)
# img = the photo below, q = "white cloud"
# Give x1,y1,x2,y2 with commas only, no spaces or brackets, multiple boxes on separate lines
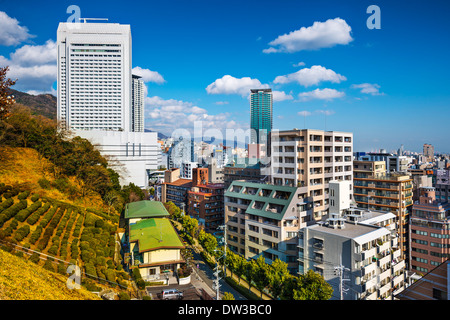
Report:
298,88,345,101
274,65,346,87
293,61,306,67
351,83,384,96
132,66,165,84
263,18,353,53
215,101,229,105
272,90,293,102
206,75,268,97
0,11,34,46
145,95,243,136
0,40,57,93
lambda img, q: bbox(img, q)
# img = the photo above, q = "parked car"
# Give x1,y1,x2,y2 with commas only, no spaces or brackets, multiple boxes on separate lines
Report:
161,289,183,300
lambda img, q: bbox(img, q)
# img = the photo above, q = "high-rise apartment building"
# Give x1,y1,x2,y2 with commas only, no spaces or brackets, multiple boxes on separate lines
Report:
225,180,312,273
353,160,413,264
270,129,353,220
409,187,450,274
187,168,225,232
423,144,434,161
131,74,144,132
57,22,132,131
250,89,272,144
298,208,407,300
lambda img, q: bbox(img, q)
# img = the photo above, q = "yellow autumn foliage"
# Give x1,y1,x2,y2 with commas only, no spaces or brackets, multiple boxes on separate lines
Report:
0,146,112,213
0,249,100,300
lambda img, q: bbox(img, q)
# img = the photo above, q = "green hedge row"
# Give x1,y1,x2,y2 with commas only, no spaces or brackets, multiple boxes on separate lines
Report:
15,201,42,222
0,200,27,228
27,202,51,225
14,225,31,242
29,226,43,244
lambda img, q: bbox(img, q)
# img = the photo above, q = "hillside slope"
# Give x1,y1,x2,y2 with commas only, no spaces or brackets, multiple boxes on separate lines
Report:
0,249,100,300
10,89,57,120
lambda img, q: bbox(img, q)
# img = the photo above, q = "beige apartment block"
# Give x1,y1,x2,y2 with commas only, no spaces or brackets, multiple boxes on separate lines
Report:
270,129,353,220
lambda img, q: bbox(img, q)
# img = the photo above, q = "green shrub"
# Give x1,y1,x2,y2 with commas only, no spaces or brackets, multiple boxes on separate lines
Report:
14,225,30,241
30,194,40,202
17,191,30,200
38,178,51,189
118,292,130,300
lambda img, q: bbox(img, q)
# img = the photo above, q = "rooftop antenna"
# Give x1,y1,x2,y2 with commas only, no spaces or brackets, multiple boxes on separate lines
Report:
159,223,163,243
80,18,109,23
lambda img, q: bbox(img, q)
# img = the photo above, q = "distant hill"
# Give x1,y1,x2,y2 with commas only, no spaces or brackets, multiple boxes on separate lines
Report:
144,128,168,140
10,89,57,120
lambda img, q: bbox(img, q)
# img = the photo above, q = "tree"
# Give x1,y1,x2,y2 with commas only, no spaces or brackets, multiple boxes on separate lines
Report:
182,215,198,238
244,259,257,293
253,255,270,298
280,270,333,300
267,259,290,299
221,292,235,300
0,66,16,120
198,229,218,255
295,269,333,300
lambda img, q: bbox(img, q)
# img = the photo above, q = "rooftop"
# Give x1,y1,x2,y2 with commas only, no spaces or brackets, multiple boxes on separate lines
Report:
163,178,193,188
124,200,169,220
129,218,184,253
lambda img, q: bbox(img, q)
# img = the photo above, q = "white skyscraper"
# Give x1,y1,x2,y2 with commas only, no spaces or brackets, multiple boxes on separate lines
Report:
57,22,132,131
131,74,144,132
56,20,160,188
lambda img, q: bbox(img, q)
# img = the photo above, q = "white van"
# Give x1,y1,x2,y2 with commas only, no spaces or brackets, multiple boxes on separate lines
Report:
161,289,183,300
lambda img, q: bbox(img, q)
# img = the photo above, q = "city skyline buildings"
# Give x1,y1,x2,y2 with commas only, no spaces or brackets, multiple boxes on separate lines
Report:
0,0,449,154
250,88,273,145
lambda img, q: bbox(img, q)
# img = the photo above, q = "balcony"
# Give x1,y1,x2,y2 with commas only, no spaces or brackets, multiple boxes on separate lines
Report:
392,259,405,274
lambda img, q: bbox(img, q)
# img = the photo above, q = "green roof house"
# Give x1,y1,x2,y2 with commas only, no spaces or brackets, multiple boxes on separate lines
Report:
129,218,185,281
124,200,169,225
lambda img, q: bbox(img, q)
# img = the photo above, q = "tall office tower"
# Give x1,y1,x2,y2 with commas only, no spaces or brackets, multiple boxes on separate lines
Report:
423,144,434,161
57,22,132,131
131,74,145,132
270,129,353,220
56,21,161,188
250,89,273,144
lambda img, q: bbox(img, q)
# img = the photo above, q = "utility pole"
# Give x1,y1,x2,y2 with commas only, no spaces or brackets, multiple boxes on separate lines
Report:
213,263,221,300
334,265,350,300
217,224,227,275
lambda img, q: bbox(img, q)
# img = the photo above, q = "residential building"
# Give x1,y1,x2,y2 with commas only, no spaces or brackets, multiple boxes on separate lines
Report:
180,161,198,180
356,152,410,172
208,158,224,183
353,160,414,264
250,88,272,145
128,218,185,281
168,137,196,170
225,180,314,273
298,208,407,300
57,21,132,132
187,168,225,232
423,144,434,161
409,187,450,274
131,74,144,132
223,158,262,187
270,129,353,220
123,200,184,281
396,260,450,300
161,168,192,208
435,169,450,203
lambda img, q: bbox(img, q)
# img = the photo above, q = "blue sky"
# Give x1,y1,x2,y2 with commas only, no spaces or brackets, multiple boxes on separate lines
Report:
0,0,449,153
